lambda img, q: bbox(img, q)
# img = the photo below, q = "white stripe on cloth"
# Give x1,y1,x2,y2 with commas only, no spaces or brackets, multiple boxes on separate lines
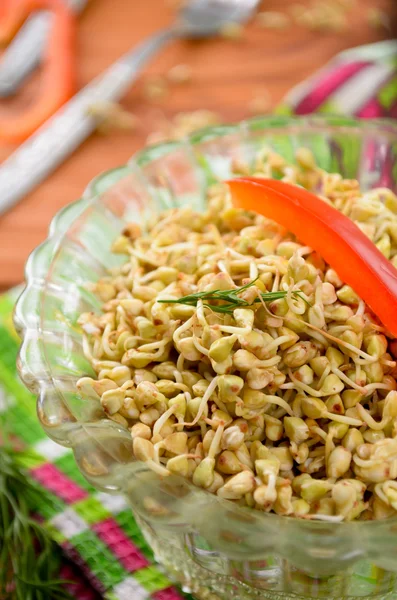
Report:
281,59,344,107
34,437,70,461
0,385,14,413
50,507,89,537
95,492,129,515
113,577,150,600
331,61,395,114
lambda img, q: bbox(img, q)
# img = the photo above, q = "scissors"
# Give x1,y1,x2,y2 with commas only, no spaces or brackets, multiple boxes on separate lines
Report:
0,0,76,143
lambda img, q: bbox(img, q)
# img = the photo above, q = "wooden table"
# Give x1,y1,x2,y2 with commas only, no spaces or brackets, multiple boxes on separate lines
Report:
0,0,395,290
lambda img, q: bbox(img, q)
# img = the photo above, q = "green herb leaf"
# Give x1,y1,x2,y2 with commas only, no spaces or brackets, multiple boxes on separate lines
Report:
0,445,74,600
159,279,306,314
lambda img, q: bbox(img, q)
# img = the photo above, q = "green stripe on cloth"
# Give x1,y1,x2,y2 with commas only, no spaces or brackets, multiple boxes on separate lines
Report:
14,448,46,469
27,481,67,520
0,325,19,372
134,567,172,593
5,403,44,444
0,294,19,330
73,497,111,525
0,359,38,421
378,75,397,109
0,294,15,315
71,529,129,589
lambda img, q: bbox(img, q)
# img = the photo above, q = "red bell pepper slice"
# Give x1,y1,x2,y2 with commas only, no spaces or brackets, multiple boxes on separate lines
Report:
0,0,75,143
228,177,397,337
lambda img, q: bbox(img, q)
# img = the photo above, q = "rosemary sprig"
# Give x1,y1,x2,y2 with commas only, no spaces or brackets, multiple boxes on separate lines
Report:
159,279,305,314
0,444,73,600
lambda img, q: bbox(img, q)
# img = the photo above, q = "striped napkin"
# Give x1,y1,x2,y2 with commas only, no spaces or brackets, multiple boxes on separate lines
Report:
278,40,397,117
0,290,191,600
2,40,396,600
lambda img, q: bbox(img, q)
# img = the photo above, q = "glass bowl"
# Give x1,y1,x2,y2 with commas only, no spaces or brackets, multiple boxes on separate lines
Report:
15,116,397,600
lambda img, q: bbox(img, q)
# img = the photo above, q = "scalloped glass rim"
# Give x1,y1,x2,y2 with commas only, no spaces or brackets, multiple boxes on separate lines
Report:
13,116,397,584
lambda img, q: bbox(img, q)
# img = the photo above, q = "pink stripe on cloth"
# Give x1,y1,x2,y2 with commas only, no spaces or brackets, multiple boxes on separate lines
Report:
295,61,371,114
92,518,149,572
153,588,185,600
357,98,384,118
30,463,87,503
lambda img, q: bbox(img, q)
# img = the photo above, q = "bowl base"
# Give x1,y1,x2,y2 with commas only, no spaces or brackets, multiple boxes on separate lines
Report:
137,518,397,600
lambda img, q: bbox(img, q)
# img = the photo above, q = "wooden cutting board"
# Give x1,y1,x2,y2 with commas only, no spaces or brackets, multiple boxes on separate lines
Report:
0,0,395,290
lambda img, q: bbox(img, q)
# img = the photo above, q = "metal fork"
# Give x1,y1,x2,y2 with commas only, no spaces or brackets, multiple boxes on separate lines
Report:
0,0,259,216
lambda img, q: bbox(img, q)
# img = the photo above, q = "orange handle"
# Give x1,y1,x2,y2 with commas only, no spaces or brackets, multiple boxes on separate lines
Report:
0,0,75,144
228,177,397,337
0,0,17,43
